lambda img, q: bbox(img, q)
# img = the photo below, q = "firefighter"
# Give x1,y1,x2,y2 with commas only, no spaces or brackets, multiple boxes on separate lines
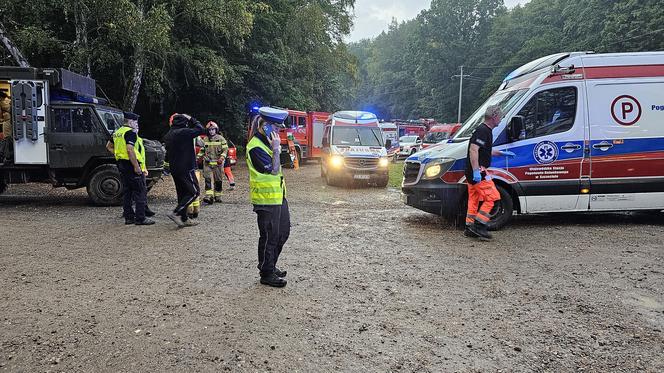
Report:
106,112,155,225
247,107,290,288
222,131,236,190
464,105,514,240
164,113,205,228
201,121,228,204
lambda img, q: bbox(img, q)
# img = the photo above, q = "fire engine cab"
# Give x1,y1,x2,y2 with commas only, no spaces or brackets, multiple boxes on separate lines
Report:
278,110,330,166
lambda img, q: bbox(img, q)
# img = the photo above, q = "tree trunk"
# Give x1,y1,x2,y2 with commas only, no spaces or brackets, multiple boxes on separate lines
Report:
123,46,144,112
74,7,91,76
122,0,145,112
0,21,30,67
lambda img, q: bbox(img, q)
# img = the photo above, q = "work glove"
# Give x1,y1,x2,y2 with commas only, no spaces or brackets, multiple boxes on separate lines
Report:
472,169,482,183
498,150,516,158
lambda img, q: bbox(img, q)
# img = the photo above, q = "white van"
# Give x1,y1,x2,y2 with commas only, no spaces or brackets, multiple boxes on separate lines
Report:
402,51,664,229
321,111,390,187
378,121,399,158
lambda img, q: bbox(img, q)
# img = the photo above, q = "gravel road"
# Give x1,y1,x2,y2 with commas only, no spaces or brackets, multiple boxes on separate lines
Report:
1,161,663,372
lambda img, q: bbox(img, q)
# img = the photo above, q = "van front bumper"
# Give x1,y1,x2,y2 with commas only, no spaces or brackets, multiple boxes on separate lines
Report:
401,180,465,217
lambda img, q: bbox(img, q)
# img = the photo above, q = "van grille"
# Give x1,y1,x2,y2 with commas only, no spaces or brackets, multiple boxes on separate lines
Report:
403,162,421,184
345,158,378,169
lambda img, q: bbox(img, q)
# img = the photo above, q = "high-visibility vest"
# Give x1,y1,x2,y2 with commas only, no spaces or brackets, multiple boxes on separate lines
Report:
247,136,285,205
113,126,146,171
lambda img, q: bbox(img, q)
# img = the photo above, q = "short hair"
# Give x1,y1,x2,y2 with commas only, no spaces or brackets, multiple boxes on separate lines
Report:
484,105,502,119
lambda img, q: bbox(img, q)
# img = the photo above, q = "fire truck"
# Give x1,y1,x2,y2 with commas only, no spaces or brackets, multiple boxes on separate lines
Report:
248,107,330,166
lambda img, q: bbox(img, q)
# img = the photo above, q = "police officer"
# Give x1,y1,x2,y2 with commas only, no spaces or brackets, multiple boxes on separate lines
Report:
106,112,155,225
464,105,514,240
164,113,205,228
247,107,290,288
201,121,229,204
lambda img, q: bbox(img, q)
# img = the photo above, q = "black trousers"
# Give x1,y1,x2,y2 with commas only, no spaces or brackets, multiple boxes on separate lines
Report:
118,162,147,221
172,168,200,221
255,199,290,276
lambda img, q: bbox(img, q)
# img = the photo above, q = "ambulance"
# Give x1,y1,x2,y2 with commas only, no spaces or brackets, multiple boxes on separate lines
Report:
401,51,664,229
321,111,390,187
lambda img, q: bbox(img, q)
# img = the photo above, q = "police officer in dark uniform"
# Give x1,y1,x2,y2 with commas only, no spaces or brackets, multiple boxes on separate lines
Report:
247,107,290,288
106,112,155,225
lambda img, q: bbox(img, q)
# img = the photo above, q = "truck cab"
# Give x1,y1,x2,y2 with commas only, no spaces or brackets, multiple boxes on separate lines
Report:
0,67,165,205
320,111,390,187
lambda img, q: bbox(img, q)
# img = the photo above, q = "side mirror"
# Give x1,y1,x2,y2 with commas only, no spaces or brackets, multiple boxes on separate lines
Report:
508,116,525,142
416,139,422,144
385,139,392,150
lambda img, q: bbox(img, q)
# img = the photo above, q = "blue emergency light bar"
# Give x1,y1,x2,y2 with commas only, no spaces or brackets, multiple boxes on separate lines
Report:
50,89,108,105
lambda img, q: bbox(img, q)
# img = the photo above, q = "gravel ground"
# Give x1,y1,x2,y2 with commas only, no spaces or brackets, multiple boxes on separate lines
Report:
1,161,663,372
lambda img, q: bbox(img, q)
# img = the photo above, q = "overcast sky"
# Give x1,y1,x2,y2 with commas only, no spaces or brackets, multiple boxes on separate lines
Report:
348,0,530,42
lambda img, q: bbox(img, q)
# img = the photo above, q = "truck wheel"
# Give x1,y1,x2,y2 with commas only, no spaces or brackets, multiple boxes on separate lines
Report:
487,185,513,231
87,165,123,206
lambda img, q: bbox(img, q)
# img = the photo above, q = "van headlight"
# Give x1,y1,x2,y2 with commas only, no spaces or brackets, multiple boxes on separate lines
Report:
422,158,455,180
330,155,344,168
378,158,389,168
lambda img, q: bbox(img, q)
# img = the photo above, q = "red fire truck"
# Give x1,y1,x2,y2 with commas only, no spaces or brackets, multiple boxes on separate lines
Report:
248,108,330,166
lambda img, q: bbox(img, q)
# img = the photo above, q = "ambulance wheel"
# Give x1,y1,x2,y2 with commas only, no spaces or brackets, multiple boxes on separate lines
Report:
325,170,339,187
87,165,123,206
487,185,513,231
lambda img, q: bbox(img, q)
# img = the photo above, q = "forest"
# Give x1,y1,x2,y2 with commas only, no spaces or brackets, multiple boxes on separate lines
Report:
1,0,663,142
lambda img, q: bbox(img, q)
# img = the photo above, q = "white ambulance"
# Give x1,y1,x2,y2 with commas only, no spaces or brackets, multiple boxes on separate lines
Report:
402,51,664,229
321,111,390,187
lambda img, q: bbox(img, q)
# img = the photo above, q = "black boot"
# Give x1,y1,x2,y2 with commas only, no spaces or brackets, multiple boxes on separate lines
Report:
468,221,492,241
145,207,156,217
274,268,287,278
463,225,478,238
260,273,287,288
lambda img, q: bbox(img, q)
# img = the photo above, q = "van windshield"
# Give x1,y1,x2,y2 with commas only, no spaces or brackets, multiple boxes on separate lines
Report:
332,126,383,146
423,131,451,144
453,89,529,139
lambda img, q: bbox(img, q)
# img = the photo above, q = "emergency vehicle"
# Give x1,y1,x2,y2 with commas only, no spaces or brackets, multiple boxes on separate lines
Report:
321,111,390,187
396,121,427,139
421,123,461,149
402,51,664,229
0,66,165,205
378,121,400,158
278,110,330,166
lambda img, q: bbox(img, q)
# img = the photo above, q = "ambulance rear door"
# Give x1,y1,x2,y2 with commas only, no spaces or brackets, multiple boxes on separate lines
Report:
586,73,664,210
11,80,49,164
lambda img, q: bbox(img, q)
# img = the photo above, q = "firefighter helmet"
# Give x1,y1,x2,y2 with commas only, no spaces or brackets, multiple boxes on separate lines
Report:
168,113,178,126
206,121,219,130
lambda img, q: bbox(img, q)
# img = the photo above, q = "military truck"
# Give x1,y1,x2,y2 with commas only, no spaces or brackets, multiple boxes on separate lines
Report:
0,66,165,205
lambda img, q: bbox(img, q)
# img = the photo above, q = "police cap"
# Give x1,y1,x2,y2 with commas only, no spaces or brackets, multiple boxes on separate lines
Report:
124,111,140,121
259,107,288,127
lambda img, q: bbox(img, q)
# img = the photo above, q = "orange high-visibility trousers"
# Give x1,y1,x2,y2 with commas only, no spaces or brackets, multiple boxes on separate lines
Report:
466,179,501,225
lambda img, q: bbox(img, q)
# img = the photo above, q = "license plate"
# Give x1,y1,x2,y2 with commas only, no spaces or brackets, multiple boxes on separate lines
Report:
353,174,370,180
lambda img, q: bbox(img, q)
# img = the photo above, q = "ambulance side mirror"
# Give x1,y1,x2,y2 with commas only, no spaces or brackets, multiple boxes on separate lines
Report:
384,139,392,150
508,116,525,142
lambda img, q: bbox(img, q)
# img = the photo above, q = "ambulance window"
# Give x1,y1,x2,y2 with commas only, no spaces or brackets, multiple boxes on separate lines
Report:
517,87,576,139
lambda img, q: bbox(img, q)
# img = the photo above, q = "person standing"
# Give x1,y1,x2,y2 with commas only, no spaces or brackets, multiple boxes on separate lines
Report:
247,107,290,288
164,113,205,228
201,121,228,204
106,112,155,225
464,105,514,240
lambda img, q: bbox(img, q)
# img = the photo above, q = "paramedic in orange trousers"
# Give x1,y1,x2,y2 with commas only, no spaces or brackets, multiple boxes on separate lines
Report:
464,105,515,240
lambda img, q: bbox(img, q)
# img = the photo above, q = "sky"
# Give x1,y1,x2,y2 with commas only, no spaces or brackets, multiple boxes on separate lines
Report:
348,0,530,42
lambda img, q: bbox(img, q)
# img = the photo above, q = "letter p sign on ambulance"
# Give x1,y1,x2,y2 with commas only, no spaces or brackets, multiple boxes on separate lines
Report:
611,95,642,126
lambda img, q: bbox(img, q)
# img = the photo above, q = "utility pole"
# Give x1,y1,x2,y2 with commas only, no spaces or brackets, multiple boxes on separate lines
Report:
452,66,472,123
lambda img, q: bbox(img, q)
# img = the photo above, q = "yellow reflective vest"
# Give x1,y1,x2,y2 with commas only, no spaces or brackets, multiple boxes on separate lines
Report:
113,126,146,171
247,136,285,205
